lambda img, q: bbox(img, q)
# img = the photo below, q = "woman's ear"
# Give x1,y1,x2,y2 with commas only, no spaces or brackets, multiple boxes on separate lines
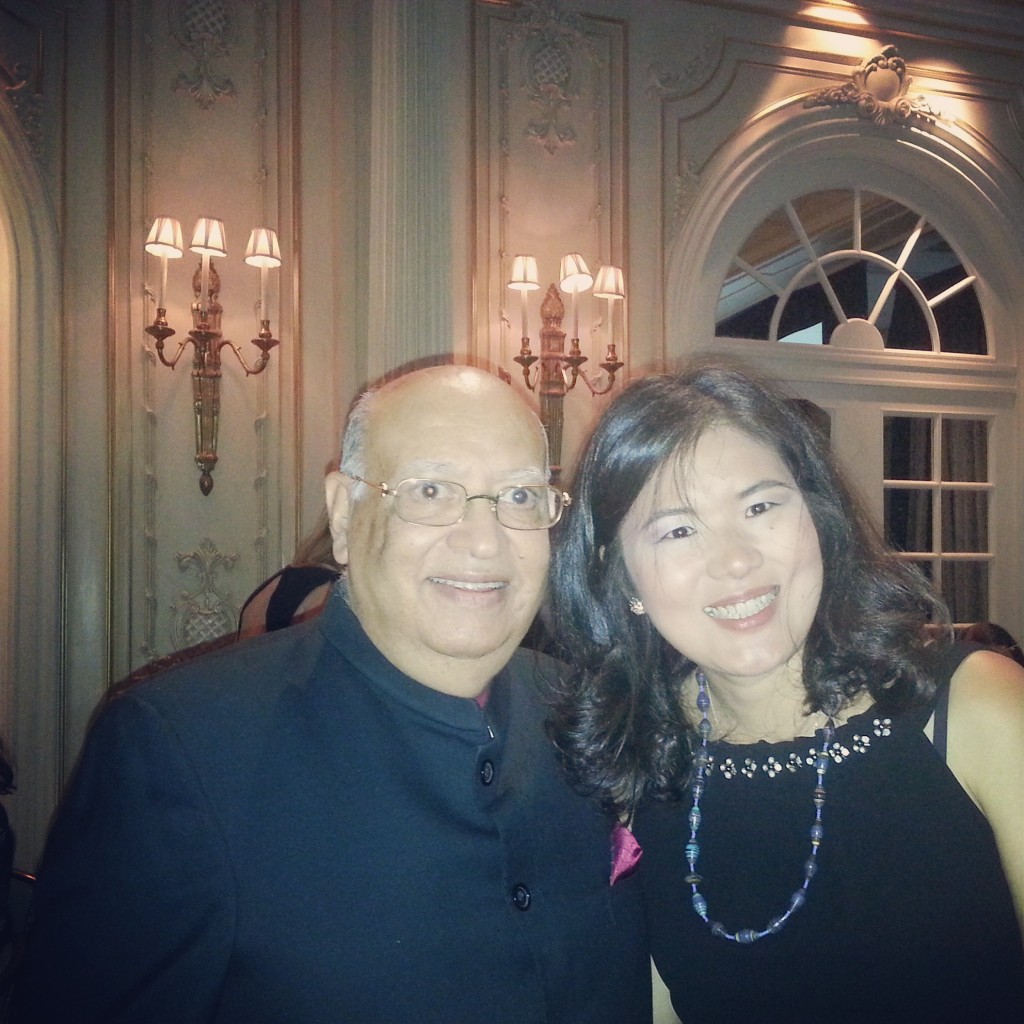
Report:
324,471,352,567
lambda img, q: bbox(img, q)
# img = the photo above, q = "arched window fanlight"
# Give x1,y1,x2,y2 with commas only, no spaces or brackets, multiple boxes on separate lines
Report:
715,188,985,355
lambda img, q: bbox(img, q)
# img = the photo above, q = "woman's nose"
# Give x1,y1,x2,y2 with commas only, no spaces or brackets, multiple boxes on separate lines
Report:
704,530,762,579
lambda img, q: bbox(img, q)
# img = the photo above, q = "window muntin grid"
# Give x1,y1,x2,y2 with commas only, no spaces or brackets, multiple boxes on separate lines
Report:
883,415,991,623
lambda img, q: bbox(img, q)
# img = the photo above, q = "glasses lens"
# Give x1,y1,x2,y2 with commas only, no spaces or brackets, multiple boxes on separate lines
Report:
393,479,467,525
495,486,563,530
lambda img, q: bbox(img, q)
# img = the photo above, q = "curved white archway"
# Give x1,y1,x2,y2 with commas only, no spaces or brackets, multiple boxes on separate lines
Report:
0,99,65,868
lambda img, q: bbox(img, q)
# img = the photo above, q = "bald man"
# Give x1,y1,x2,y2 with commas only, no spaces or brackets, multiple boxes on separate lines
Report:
16,366,652,1024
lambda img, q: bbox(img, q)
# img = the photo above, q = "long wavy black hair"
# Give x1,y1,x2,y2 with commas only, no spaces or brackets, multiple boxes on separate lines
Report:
547,357,950,818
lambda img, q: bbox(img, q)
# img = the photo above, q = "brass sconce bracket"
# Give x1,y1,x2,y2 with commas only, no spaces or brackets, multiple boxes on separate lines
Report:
144,261,279,495
512,283,623,478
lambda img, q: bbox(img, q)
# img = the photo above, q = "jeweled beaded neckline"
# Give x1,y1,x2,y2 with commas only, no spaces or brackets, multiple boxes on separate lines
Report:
710,714,892,779
685,670,837,943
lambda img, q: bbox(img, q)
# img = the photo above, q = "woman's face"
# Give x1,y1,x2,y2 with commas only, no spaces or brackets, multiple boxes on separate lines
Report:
619,424,823,690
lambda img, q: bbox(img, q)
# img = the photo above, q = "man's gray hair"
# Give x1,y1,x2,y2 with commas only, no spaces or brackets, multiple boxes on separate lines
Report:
337,373,552,499
338,388,375,493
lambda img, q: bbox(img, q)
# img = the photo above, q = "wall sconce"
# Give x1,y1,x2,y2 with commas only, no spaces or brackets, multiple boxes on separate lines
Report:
144,216,282,495
506,252,625,476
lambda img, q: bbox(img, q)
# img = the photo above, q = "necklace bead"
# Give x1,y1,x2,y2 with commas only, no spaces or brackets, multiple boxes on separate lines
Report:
686,669,836,942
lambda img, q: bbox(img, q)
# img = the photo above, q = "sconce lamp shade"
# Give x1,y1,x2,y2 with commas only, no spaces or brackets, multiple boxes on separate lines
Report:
593,264,625,300
507,254,540,291
244,227,282,268
145,217,184,259
559,252,593,294
190,217,227,258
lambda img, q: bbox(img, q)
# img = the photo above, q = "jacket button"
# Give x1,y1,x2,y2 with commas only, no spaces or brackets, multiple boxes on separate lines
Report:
479,759,495,785
511,884,531,911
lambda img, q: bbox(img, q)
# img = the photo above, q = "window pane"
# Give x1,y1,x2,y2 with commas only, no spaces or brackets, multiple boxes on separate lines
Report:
884,417,931,481
941,491,988,552
882,279,931,351
941,561,988,623
885,488,932,552
942,419,987,482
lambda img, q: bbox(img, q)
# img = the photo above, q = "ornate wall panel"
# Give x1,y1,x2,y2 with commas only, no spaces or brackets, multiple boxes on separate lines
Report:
126,0,286,671
473,0,626,476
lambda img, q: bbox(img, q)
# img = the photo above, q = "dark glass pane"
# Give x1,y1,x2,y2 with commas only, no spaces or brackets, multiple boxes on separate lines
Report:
941,491,988,552
924,266,987,355
942,419,987,482
884,417,931,481
884,279,931,350
941,561,988,624
885,488,932,552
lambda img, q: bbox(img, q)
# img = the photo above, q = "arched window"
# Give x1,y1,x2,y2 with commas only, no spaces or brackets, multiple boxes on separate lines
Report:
716,189,984,355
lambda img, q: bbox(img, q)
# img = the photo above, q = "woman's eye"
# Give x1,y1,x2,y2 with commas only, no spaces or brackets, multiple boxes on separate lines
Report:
659,524,695,542
746,500,775,517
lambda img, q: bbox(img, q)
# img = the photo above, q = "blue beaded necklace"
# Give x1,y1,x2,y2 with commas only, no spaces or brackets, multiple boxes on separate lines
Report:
685,669,836,943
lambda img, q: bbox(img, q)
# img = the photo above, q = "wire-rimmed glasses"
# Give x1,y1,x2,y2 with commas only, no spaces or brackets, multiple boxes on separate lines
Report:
349,476,571,530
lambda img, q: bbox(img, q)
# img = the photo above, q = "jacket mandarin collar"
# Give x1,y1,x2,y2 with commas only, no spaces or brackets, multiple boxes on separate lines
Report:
315,584,503,737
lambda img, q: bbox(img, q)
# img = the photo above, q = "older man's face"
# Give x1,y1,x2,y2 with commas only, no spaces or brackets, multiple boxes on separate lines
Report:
329,369,550,697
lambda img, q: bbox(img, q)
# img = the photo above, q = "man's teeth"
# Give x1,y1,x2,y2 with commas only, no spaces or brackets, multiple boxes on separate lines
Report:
430,578,505,591
703,588,778,620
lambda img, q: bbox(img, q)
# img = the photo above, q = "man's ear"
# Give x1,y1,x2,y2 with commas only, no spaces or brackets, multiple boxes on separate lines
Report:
324,471,353,567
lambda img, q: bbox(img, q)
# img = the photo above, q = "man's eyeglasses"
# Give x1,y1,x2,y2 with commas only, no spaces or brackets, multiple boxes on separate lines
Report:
349,476,571,531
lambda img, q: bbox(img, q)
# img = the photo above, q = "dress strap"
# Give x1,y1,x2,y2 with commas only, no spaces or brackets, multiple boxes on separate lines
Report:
931,681,951,761
266,565,340,631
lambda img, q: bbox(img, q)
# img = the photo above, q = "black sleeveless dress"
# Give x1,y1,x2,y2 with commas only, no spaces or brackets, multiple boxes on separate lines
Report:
633,651,1024,1023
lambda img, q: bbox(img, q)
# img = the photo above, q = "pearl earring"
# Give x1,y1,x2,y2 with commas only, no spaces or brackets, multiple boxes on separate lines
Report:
628,597,645,615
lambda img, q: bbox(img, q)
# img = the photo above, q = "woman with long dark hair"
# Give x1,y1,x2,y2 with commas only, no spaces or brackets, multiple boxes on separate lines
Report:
549,358,1024,1022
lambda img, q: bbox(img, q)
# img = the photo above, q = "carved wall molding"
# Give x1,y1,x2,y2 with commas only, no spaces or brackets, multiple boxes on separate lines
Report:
510,0,597,154
645,32,722,101
169,0,239,108
804,45,940,127
140,344,159,661
669,155,702,240
0,5,45,161
170,537,239,648
251,0,271,584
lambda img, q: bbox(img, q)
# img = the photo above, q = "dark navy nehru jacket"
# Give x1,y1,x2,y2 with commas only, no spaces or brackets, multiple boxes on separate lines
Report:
16,591,651,1023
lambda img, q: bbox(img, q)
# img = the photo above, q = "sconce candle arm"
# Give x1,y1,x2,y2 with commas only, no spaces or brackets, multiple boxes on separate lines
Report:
577,357,624,396
144,317,190,369
222,321,280,377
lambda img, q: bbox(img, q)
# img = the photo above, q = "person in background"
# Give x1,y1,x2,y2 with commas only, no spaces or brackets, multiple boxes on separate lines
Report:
237,509,341,637
548,358,1024,1023
960,620,1024,668
14,364,651,1024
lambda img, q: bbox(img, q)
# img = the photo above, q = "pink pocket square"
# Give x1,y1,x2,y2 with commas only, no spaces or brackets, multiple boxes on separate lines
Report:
610,822,642,885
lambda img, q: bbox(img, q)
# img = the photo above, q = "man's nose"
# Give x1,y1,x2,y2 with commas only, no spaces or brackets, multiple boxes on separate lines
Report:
447,496,503,556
